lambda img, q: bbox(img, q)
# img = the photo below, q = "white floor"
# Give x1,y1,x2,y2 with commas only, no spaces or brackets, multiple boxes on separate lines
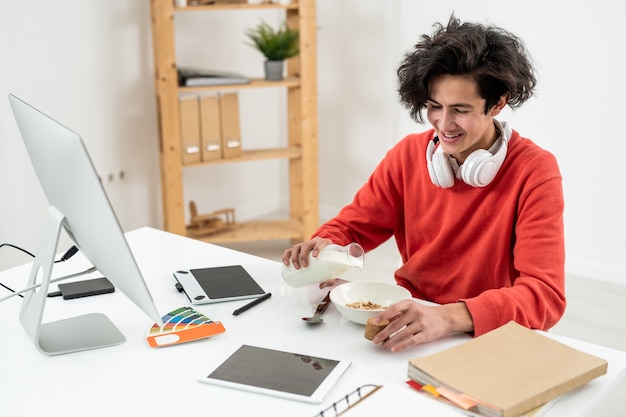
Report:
221,238,626,417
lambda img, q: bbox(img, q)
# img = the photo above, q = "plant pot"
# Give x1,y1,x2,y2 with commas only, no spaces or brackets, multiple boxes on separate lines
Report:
264,60,284,81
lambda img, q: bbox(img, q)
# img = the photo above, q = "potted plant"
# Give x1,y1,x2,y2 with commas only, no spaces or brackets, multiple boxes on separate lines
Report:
245,20,299,81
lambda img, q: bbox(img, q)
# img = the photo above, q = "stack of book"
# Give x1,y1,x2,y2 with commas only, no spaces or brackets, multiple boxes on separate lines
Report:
407,321,608,417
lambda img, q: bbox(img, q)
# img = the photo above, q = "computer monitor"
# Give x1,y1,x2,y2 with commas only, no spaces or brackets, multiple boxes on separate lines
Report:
8,94,163,356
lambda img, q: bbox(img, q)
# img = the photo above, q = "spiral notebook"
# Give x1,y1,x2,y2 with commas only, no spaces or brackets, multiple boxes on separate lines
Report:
314,384,471,417
313,384,382,417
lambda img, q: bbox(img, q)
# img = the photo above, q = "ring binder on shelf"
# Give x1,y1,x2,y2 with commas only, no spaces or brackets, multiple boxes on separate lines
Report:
199,93,223,161
313,384,382,417
179,94,202,165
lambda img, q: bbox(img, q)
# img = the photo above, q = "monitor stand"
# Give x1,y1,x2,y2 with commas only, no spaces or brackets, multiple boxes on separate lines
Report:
19,206,125,356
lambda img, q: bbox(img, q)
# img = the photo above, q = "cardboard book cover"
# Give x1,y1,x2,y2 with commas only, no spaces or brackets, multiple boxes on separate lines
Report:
408,321,608,417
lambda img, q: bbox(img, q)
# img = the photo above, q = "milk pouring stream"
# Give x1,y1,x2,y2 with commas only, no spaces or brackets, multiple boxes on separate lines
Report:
282,243,365,288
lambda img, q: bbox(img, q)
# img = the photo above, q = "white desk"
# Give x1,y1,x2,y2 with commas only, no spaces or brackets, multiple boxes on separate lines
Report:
0,227,624,417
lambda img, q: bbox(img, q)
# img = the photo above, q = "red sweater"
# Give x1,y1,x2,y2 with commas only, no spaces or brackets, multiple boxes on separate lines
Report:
314,128,565,337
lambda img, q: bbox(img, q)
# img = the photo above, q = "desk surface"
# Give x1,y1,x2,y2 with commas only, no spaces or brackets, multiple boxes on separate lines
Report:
1,227,624,417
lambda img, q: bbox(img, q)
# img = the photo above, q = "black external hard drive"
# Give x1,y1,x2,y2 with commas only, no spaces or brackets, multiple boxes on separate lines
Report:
57,277,115,300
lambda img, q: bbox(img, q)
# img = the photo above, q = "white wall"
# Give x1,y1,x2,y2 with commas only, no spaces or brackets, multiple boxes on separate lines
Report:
1,1,624,287
0,1,162,267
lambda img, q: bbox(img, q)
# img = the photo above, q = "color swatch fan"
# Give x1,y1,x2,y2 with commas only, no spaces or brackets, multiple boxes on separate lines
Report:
147,306,225,348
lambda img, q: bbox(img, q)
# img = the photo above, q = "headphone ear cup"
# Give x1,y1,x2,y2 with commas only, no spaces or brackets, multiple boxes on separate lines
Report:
426,137,456,188
426,138,455,188
461,137,508,187
432,151,455,188
426,139,441,186
461,149,493,187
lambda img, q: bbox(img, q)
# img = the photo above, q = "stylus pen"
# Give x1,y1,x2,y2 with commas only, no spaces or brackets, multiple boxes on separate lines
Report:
233,292,272,316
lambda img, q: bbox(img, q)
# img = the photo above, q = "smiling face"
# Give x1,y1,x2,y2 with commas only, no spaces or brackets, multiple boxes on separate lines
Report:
426,74,508,164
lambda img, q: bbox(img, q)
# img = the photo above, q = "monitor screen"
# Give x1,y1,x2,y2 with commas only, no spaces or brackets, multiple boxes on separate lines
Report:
9,94,162,355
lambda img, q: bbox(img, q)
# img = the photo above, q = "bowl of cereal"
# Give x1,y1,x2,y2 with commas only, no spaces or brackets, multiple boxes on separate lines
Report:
329,281,412,325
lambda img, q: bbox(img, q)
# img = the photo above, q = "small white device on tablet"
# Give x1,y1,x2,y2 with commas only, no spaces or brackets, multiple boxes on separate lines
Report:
174,265,266,304
197,344,351,403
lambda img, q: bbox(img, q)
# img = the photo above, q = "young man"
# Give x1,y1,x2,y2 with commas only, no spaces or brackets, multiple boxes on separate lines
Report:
283,16,565,352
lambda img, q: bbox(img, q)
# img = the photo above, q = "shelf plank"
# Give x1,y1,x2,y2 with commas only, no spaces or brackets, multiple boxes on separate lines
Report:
183,147,302,167
191,219,303,243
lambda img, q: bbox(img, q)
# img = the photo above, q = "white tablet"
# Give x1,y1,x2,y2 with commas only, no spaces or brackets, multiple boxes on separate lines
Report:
197,344,351,404
173,265,266,304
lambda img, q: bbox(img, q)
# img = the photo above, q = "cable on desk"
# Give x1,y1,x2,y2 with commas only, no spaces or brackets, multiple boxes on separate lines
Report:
0,243,80,298
0,243,35,259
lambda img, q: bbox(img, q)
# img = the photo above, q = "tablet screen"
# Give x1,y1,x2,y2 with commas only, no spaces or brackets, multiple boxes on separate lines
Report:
197,344,350,403
191,266,264,299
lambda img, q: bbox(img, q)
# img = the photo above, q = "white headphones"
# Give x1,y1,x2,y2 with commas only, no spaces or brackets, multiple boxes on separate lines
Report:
426,120,511,188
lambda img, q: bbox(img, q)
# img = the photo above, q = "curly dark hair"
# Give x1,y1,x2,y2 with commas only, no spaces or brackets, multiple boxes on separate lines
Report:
397,15,537,124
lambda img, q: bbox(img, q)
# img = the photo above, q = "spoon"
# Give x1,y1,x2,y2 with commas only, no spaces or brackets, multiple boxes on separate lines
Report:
302,291,332,325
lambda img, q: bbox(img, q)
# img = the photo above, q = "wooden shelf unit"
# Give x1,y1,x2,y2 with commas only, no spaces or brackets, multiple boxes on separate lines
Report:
149,0,319,243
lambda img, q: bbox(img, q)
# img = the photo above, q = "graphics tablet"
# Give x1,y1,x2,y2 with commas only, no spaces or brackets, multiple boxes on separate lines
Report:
197,344,351,403
173,265,266,304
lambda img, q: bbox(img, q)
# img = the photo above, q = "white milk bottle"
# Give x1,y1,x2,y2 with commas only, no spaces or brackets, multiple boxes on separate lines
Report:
282,243,365,288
